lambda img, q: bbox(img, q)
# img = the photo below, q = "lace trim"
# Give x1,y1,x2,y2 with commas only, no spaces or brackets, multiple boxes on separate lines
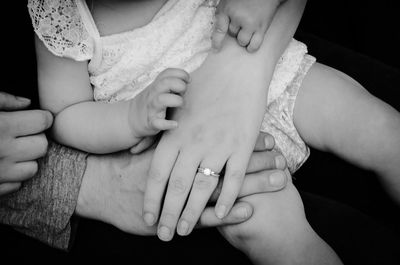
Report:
27,0,94,61
262,54,316,173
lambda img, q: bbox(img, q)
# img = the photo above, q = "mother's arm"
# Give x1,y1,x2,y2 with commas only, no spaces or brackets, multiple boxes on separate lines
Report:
0,134,286,250
144,0,306,240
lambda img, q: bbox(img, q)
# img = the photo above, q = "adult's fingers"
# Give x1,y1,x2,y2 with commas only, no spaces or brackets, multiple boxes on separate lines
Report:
0,161,38,183
6,110,53,137
0,92,31,111
211,12,229,51
210,169,288,202
197,201,253,228
11,134,48,162
176,154,224,236
0,182,22,197
156,152,199,241
215,151,249,219
143,142,179,226
247,150,286,174
254,132,275,151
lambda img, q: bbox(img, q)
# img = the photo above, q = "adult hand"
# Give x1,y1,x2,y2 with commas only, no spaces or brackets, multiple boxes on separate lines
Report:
143,40,272,241
0,92,53,196
75,132,288,236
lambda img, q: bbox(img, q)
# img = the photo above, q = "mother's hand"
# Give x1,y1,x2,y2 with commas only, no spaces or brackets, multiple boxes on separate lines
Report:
143,39,274,241
0,92,53,196
75,132,287,236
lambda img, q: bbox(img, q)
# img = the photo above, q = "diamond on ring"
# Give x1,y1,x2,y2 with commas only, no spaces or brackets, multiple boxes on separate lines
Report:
197,167,220,177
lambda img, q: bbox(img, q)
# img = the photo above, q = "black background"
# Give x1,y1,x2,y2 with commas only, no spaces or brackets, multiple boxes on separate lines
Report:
1,1,399,264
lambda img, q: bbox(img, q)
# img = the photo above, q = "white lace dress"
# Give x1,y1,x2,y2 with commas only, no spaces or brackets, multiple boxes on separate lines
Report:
28,0,316,173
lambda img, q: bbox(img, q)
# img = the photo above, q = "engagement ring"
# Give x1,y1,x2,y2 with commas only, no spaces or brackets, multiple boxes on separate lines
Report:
197,167,220,177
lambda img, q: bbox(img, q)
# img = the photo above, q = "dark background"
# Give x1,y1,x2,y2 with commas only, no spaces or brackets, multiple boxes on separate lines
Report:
1,0,400,264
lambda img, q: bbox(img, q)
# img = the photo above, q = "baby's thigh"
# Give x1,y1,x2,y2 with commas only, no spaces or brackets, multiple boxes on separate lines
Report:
294,63,400,171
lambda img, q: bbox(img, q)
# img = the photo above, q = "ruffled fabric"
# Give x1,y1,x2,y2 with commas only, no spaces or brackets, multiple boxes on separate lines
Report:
28,0,94,61
262,54,316,173
90,0,215,102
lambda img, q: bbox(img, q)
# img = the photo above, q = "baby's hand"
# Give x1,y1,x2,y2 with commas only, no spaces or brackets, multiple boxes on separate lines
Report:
128,68,190,139
212,0,283,52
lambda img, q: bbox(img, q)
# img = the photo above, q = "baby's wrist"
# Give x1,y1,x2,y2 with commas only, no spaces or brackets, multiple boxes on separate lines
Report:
127,98,147,139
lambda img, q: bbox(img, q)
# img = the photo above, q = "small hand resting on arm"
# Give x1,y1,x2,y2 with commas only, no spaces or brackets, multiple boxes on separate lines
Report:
143,0,307,241
35,41,189,154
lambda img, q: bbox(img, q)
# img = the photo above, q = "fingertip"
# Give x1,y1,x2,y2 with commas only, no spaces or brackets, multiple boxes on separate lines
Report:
44,111,54,129
231,203,253,221
247,32,263,53
0,182,22,197
16,96,31,106
215,204,227,219
269,171,287,188
275,155,287,170
143,212,156,226
264,134,275,149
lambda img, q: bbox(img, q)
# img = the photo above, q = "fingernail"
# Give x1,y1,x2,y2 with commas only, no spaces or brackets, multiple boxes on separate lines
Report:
270,172,285,187
16,96,30,103
234,207,249,220
216,205,226,219
158,226,171,241
177,220,189,236
143,213,156,226
275,155,286,169
264,136,273,149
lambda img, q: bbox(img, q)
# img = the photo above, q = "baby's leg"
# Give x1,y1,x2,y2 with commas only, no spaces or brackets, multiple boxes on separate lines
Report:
219,174,342,265
294,63,400,203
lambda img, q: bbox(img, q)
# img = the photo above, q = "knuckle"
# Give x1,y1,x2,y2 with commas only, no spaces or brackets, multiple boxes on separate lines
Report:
25,162,39,178
169,177,188,195
148,168,165,184
228,170,245,182
182,207,197,222
160,211,177,225
193,175,214,191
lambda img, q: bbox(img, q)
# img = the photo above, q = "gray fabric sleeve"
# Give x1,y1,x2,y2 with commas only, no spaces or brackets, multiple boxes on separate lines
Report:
0,141,88,250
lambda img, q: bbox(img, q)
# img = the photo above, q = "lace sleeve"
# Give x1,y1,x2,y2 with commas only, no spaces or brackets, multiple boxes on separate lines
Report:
27,0,94,61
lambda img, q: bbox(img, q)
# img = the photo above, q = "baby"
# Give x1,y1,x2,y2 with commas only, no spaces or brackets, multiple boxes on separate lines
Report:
29,0,400,264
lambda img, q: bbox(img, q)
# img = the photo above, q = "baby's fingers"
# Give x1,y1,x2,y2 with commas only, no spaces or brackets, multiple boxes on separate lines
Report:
237,29,253,48
215,153,249,219
151,119,178,131
157,68,191,85
154,93,184,109
247,31,264,53
211,12,229,51
156,77,188,95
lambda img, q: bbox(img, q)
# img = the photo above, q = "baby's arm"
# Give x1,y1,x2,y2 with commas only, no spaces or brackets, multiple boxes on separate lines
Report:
36,36,188,154
294,63,400,203
213,0,286,52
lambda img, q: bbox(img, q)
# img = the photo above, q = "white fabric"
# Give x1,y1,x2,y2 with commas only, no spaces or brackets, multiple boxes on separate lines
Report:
28,0,94,61
28,0,316,173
